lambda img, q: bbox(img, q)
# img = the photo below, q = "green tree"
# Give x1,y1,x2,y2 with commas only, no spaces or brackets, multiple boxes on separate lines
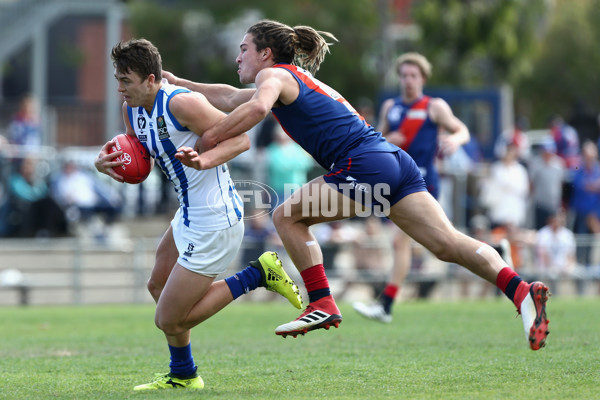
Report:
127,0,379,104
516,0,600,128
410,0,550,87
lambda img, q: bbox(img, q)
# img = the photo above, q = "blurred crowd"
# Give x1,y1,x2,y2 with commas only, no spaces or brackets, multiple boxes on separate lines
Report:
0,95,123,241
240,110,600,298
474,114,600,295
1,94,600,297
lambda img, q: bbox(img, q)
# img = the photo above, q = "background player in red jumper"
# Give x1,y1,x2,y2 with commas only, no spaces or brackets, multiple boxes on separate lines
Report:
167,19,550,350
353,52,470,322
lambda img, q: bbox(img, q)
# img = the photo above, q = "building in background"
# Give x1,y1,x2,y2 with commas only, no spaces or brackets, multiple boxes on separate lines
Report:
0,0,128,147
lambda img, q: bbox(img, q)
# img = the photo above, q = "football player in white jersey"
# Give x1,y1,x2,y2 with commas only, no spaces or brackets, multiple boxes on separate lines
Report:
94,38,302,391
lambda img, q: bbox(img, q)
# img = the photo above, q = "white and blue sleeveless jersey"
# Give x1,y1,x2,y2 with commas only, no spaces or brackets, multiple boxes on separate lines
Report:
127,81,243,231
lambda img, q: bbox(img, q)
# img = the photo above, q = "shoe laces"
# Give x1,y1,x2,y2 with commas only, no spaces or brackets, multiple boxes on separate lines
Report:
297,304,316,319
149,373,169,383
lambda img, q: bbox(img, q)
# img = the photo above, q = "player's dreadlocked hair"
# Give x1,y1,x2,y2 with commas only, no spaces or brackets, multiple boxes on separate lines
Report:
247,19,337,75
111,38,162,81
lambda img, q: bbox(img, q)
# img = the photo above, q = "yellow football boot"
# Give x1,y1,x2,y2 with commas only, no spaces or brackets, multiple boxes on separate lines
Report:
251,251,303,309
133,373,204,391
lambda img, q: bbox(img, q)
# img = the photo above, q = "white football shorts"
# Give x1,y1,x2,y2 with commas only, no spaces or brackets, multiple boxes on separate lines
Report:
171,208,245,277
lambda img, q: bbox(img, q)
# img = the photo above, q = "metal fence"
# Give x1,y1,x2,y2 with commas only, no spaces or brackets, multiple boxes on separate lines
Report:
0,145,599,305
1,232,599,306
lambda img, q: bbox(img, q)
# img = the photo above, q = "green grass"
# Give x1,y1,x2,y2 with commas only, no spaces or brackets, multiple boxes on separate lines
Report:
1,297,599,399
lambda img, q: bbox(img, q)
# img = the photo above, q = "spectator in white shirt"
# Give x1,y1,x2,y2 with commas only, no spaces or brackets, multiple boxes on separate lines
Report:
535,209,576,294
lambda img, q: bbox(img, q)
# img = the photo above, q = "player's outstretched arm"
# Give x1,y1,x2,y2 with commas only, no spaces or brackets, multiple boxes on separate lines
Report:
175,133,250,170
163,70,255,112
201,68,284,150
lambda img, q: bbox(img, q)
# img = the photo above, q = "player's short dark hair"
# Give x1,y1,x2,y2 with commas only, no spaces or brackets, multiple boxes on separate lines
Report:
111,38,162,81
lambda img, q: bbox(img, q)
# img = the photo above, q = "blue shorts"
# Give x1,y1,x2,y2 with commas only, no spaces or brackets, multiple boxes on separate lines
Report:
322,150,426,211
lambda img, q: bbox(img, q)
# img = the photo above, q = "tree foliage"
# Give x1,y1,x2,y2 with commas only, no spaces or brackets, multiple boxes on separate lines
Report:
515,0,600,127
410,0,550,87
126,0,600,130
127,0,379,103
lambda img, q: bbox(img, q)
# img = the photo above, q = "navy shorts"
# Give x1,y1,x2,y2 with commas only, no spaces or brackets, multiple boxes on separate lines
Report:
322,149,427,212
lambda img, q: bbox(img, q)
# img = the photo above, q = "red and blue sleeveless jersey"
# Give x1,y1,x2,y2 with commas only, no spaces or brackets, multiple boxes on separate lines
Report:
270,64,398,170
386,96,440,197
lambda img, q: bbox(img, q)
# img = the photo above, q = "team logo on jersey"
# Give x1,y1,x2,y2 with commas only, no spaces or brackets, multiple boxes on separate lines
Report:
388,106,403,124
137,115,146,130
157,115,170,140
138,134,147,142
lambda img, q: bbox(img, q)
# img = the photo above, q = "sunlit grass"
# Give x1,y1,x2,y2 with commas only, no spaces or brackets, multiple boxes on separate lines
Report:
0,298,598,399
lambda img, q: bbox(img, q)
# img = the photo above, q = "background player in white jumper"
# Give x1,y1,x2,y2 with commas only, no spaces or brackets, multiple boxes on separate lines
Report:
94,38,302,391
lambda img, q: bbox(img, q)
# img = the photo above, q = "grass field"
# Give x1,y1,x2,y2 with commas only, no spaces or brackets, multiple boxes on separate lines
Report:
1,297,599,400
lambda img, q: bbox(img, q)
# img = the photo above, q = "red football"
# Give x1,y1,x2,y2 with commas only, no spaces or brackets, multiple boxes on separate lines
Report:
108,133,151,184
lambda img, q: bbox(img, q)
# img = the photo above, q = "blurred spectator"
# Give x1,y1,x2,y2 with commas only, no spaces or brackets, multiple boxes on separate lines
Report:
51,161,122,233
534,209,577,294
437,136,479,224
352,216,389,272
312,220,361,271
597,112,600,150
480,142,530,229
451,214,512,298
0,135,7,185
8,95,42,147
255,113,278,150
528,138,567,230
569,140,600,265
266,125,313,208
567,100,598,145
494,116,530,162
550,114,580,170
459,136,486,227
154,168,177,215
479,143,530,269
338,216,391,299
241,209,279,263
355,97,376,127
1,157,67,237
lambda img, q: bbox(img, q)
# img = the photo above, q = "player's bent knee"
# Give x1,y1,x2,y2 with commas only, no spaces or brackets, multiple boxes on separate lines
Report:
272,201,314,228
272,204,294,228
155,315,186,336
146,279,163,300
427,235,459,263
271,205,283,226
433,246,455,263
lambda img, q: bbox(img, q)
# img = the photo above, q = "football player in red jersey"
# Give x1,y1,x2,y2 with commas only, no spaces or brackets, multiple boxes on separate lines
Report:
353,52,470,323
168,20,549,350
